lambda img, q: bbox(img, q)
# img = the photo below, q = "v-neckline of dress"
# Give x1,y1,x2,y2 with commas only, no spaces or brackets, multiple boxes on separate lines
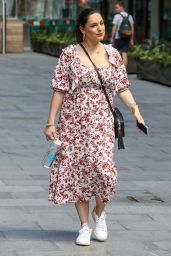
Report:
74,44,111,70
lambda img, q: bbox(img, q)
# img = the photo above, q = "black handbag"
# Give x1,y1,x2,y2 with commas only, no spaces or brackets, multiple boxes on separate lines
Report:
80,43,125,150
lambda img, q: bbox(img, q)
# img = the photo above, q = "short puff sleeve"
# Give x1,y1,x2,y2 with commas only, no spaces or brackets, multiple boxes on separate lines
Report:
114,50,130,93
50,48,71,92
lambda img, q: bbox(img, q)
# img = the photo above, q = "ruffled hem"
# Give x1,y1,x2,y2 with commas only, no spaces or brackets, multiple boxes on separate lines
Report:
48,164,118,205
48,189,117,205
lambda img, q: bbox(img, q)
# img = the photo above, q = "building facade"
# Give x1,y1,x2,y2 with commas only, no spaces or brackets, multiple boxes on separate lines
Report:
0,0,171,43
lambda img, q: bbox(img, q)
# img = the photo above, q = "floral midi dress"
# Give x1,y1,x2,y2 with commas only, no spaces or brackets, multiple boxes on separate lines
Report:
48,44,129,204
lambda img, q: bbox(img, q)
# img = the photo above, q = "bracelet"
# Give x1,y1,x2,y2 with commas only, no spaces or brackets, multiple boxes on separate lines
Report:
45,124,55,128
130,103,139,114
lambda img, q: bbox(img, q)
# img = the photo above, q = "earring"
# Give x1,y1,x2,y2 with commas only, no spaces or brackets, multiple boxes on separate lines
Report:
83,32,85,41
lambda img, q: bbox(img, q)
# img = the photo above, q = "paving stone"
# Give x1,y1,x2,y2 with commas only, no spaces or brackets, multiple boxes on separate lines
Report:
152,241,171,252
0,192,13,199
107,204,171,214
0,220,41,232
30,175,49,180
0,199,50,206
0,240,59,254
0,174,32,180
117,219,171,231
2,179,48,186
0,186,45,192
11,192,48,199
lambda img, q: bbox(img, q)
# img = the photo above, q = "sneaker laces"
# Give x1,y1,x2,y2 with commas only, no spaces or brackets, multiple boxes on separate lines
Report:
96,214,106,231
79,225,91,236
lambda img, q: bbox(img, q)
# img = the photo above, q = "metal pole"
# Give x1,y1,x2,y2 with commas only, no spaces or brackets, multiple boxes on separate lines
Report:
15,0,18,18
44,0,48,18
2,0,7,54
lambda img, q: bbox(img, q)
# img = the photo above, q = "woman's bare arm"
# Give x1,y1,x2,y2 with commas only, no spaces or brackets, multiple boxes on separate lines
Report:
117,89,145,124
44,91,65,140
46,91,65,125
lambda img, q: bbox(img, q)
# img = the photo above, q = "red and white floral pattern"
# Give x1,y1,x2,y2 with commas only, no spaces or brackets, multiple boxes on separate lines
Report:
48,44,129,204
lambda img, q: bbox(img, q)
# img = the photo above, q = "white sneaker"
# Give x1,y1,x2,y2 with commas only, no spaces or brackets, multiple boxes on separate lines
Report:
75,224,92,246
92,208,108,241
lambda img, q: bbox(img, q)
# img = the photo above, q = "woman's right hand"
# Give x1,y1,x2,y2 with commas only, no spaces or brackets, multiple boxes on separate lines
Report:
43,125,57,141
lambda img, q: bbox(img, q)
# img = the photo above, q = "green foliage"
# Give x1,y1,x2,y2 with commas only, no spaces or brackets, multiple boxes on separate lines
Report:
31,29,76,45
128,44,144,58
128,40,171,67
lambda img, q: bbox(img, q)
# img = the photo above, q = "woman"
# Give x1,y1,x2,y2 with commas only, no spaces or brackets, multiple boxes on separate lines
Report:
44,8,145,246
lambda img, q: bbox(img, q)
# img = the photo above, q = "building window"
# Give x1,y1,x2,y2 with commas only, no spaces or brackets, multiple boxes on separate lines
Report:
162,0,171,41
0,0,76,20
0,0,15,17
128,0,151,42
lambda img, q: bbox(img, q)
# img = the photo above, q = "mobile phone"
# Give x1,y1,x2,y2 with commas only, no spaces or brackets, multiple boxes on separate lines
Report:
136,120,148,135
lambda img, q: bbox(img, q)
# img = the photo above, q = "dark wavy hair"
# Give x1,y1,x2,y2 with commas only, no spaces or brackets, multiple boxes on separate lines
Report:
75,8,100,43
116,1,125,8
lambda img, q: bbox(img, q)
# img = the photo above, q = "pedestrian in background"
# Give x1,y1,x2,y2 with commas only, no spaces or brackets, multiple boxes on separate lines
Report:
110,1,134,66
44,8,145,246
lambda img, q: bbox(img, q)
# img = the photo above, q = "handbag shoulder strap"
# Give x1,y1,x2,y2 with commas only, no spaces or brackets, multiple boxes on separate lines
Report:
79,43,115,118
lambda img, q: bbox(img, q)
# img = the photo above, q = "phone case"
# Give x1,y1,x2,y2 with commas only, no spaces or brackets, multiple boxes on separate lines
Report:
136,120,148,135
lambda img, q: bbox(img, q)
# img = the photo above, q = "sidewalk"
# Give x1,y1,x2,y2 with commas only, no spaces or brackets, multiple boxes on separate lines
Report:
0,52,171,256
